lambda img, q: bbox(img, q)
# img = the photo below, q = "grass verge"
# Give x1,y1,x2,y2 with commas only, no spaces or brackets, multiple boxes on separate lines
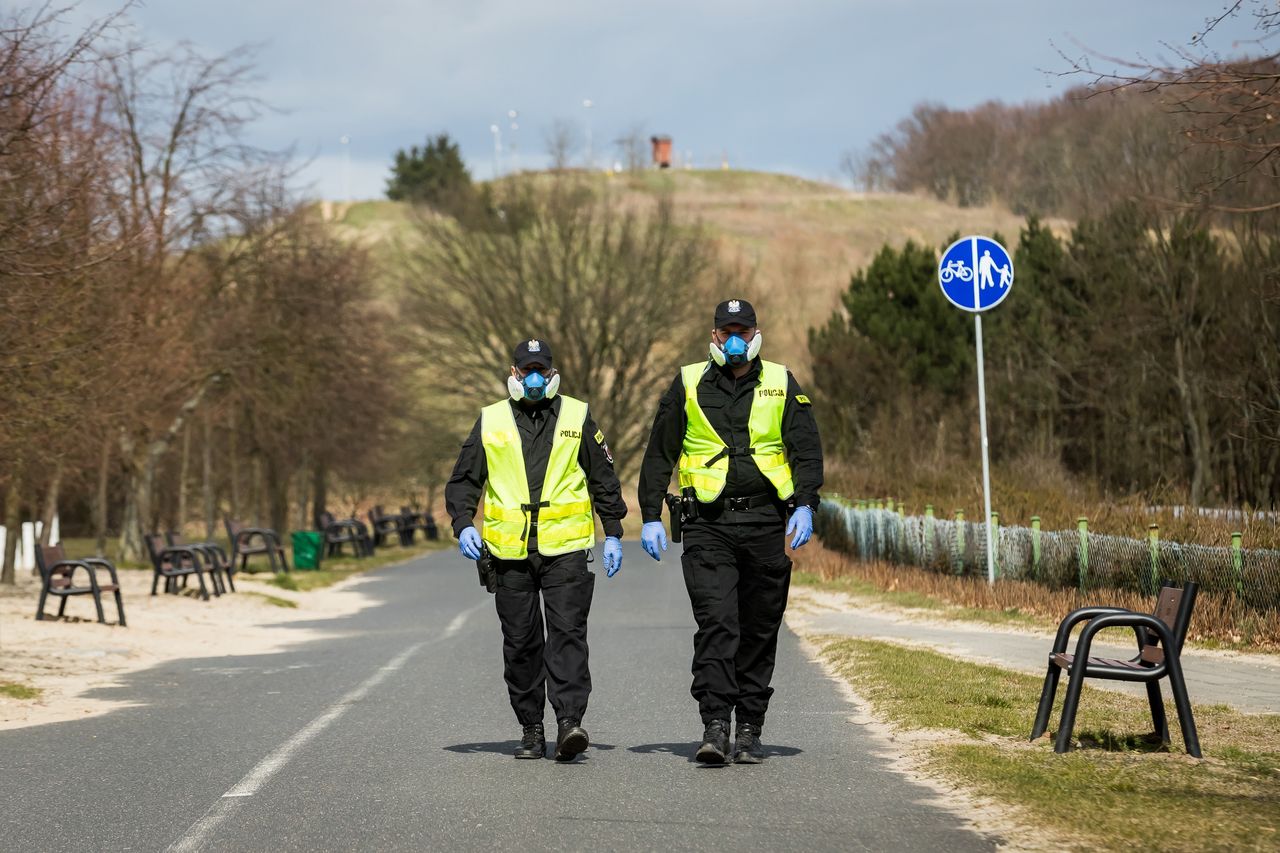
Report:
265,542,447,593
0,681,42,700
816,636,1280,851
240,591,298,609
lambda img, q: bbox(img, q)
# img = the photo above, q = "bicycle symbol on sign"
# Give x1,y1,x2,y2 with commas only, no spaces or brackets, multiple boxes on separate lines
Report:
939,258,972,284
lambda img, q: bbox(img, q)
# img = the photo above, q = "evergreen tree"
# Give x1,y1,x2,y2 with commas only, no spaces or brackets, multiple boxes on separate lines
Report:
386,133,472,205
808,239,973,453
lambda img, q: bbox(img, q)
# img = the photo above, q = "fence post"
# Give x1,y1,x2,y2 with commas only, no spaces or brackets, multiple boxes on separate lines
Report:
1231,531,1244,598
924,504,935,567
1076,517,1089,593
857,504,868,558
870,502,880,555
898,504,908,564
1031,516,1041,580
1147,524,1160,594
954,509,965,575
990,511,1000,579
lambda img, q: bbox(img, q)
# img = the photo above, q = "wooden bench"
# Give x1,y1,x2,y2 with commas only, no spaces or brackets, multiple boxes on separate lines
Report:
399,506,429,545
224,517,289,574
1030,582,1200,757
316,511,372,558
367,505,403,549
145,533,223,599
166,532,237,592
35,544,127,626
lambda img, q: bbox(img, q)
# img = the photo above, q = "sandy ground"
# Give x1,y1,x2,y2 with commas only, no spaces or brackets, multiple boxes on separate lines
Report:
0,567,377,731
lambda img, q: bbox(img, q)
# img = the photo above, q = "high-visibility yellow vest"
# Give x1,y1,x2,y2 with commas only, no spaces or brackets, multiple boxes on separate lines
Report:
677,359,795,503
480,396,595,559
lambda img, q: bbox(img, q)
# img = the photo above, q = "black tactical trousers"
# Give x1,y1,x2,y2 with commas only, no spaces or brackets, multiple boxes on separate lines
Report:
493,547,595,726
680,518,792,726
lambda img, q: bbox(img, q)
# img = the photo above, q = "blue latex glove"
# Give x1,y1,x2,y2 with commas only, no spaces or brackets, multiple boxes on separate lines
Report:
458,526,483,561
603,536,623,577
641,521,668,561
787,506,814,550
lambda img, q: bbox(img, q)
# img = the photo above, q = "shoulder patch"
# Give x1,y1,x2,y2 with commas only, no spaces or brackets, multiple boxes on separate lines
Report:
594,429,613,464
795,394,811,406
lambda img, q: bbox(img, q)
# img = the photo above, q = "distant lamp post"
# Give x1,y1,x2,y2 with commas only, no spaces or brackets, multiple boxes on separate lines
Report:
489,123,503,178
339,134,351,201
582,98,593,169
508,109,519,173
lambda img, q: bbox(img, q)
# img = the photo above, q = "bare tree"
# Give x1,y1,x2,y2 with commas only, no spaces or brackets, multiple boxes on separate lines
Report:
1065,1,1280,211
613,123,648,172
839,148,889,192
97,40,292,560
544,118,579,172
202,206,404,534
398,176,749,476
0,4,132,583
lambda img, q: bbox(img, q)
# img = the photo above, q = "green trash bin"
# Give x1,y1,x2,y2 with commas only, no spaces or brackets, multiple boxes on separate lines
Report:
291,531,324,570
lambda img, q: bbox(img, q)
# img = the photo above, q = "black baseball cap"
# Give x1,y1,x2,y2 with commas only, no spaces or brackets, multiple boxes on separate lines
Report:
714,298,757,329
513,338,553,369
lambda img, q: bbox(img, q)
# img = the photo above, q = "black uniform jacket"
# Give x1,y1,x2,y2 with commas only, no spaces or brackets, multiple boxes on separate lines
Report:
637,358,824,525
446,396,627,540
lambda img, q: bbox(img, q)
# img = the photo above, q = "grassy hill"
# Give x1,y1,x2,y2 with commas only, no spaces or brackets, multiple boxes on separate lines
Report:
322,169,1047,381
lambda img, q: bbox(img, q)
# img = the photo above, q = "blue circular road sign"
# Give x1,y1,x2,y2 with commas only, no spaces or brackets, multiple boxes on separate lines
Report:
938,235,1014,312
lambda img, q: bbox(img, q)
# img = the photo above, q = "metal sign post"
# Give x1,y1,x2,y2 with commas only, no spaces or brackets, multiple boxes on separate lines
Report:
938,235,1014,584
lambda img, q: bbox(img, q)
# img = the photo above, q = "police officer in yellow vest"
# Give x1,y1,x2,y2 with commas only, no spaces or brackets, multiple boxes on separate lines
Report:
446,338,626,761
637,299,823,765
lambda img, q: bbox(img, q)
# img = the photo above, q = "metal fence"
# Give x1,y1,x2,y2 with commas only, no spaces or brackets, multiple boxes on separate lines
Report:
816,497,1280,612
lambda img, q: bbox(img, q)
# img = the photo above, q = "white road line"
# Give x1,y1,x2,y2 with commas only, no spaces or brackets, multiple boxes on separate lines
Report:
166,600,487,853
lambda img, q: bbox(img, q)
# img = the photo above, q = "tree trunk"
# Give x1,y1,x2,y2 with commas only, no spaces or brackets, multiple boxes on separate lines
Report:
119,375,221,562
117,428,143,562
296,454,310,531
1174,337,1213,506
203,412,216,540
250,453,263,527
311,460,328,526
265,456,289,536
95,434,112,558
228,411,240,521
176,420,191,536
2,476,21,586
39,463,63,547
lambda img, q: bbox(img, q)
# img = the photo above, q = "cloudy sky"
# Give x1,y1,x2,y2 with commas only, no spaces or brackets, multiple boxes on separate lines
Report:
71,1,1265,199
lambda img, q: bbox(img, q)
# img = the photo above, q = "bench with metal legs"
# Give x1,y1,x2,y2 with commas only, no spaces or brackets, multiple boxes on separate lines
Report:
166,531,236,592
145,534,216,600
35,544,127,626
1030,582,1200,758
224,517,289,574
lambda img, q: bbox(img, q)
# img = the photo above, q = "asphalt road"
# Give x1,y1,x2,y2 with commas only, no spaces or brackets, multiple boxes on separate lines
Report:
1,542,997,852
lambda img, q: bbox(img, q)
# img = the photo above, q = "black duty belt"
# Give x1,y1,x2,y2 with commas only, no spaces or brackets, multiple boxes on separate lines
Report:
719,493,777,512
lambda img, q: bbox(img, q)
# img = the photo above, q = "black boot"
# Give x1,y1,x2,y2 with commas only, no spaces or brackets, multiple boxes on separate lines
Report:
514,723,545,759
733,722,765,764
554,718,589,761
695,719,730,764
